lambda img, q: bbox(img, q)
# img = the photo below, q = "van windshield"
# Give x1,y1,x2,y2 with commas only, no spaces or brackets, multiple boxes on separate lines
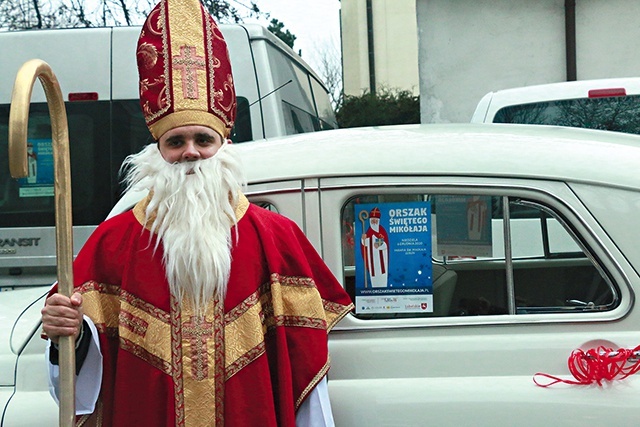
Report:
0,100,147,227
493,95,640,135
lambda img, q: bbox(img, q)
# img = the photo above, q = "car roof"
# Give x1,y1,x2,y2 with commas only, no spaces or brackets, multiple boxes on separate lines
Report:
236,123,640,190
477,77,640,106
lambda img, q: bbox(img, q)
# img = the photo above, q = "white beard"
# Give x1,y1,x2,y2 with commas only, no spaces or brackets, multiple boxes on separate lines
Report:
121,142,246,313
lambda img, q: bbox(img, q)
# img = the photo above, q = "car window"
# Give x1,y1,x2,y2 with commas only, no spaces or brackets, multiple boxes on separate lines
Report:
492,95,640,135
341,193,617,319
253,201,279,212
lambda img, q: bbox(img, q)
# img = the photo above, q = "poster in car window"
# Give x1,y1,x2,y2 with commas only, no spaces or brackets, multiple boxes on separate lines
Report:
18,139,54,197
354,201,433,314
435,195,492,257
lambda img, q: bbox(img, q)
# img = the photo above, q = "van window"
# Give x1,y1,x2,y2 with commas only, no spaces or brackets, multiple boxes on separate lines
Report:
310,76,338,130
282,101,317,134
341,193,616,319
232,97,253,142
0,101,114,227
493,95,640,135
263,43,328,134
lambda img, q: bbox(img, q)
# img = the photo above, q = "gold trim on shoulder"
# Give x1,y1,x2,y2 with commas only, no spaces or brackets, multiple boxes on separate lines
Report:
234,193,249,220
132,192,156,231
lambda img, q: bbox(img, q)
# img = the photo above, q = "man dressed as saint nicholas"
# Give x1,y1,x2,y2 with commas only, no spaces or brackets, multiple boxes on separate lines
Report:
40,0,354,425
360,207,390,288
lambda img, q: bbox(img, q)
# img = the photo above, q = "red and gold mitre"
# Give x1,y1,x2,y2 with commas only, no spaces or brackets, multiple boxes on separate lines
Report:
137,0,236,140
370,207,381,218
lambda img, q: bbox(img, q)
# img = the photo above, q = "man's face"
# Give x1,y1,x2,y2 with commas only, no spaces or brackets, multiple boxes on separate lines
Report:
158,125,223,163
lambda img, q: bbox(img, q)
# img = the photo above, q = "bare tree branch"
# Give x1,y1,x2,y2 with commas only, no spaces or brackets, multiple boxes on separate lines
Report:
314,38,343,110
0,0,268,30
31,0,43,28
116,0,132,25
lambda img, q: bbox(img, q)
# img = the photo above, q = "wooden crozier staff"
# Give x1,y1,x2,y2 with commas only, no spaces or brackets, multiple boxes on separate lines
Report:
359,209,369,289
8,59,75,427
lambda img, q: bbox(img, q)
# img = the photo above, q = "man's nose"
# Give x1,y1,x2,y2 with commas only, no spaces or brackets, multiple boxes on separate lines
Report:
182,141,201,161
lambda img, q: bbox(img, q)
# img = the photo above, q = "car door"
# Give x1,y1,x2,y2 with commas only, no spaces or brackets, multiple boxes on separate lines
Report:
1,287,58,427
245,179,305,229
318,175,640,426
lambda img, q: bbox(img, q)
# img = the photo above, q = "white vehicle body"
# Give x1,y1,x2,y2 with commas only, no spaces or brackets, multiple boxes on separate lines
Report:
471,77,640,135
0,24,336,292
4,123,640,425
0,24,336,141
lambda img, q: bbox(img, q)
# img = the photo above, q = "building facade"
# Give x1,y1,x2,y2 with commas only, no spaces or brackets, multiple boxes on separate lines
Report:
340,0,640,123
340,0,419,96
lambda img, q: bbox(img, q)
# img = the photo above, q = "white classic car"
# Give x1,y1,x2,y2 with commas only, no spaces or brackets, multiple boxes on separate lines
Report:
3,123,640,426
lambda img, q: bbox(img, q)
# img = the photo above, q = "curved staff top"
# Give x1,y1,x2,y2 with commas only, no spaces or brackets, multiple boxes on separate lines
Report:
8,58,76,427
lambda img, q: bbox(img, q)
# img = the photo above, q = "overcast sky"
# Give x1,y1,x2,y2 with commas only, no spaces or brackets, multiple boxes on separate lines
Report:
243,0,341,71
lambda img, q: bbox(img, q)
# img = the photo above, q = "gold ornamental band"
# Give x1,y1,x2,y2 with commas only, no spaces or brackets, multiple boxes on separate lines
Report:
149,110,229,140
167,0,208,109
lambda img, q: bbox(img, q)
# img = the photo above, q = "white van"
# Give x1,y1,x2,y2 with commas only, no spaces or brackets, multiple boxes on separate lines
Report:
471,77,640,135
0,24,337,290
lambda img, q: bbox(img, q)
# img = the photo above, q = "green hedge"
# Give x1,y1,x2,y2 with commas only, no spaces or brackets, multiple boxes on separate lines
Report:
336,88,420,128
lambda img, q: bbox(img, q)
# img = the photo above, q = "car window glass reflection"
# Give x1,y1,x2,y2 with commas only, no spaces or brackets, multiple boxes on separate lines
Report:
341,193,617,320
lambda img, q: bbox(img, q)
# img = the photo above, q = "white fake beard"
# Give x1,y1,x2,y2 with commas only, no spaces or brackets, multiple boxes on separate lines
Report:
121,142,246,313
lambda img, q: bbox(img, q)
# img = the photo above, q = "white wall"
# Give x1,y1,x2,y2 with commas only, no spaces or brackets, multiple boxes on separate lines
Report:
372,0,420,94
341,0,419,96
342,0,640,124
576,0,640,79
341,0,371,96
417,0,566,123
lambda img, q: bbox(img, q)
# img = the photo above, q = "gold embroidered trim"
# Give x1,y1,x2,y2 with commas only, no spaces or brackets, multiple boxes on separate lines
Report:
121,288,170,323
120,310,149,336
323,299,354,330
120,336,172,375
171,295,186,427
132,194,157,230
79,280,176,375
150,110,227,142
76,397,103,426
213,297,226,425
143,0,172,131
224,290,260,323
235,192,249,219
277,314,327,329
224,273,330,381
119,298,172,368
78,281,120,332
271,276,326,321
225,341,266,380
76,414,90,426
168,0,207,113
180,300,219,427
296,360,331,410
224,301,266,370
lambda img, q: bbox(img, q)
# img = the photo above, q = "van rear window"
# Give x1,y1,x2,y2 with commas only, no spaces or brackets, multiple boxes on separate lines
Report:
0,100,148,227
493,95,640,135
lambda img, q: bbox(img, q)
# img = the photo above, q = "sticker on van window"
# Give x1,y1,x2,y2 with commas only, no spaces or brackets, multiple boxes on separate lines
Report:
354,201,433,314
18,139,54,198
436,195,492,257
